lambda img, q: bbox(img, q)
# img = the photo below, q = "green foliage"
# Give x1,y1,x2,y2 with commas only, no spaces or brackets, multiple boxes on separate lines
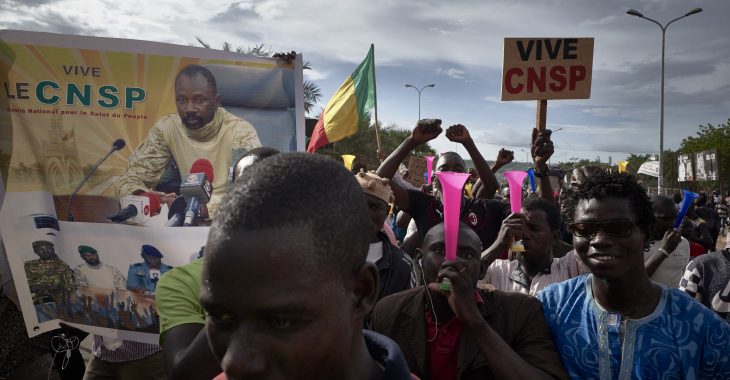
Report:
316,115,435,172
553,158,604,171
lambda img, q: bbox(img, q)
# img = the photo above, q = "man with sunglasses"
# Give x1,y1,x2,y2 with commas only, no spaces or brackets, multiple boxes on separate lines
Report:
538,172,730,379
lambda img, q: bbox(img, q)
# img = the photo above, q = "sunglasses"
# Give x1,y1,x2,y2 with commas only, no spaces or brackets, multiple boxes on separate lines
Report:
569,221,635,239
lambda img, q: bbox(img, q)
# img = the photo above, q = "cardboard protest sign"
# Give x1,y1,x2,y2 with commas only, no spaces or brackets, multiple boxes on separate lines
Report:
407,156,427,188
0,30,304,343
501,38,594,101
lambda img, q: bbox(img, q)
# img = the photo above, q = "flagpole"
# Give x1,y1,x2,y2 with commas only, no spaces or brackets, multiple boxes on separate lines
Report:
370,43,383,155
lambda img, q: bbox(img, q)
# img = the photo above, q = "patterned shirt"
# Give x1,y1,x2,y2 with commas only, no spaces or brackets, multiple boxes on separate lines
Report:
24,257,76,303
679,249,730,322
538,274,730,379
92,336,161,363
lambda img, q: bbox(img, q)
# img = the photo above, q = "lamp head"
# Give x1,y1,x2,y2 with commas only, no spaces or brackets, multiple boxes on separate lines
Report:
626,9,644,17
405,84,415,89
685,8,702,16
426,84,435,88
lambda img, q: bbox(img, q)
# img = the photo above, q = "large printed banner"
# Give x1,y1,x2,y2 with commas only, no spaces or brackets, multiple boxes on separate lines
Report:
0,30,305,343
694,149,719,181
678,154,695,182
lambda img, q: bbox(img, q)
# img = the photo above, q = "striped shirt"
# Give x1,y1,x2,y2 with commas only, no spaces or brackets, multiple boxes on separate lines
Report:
92,335,161,363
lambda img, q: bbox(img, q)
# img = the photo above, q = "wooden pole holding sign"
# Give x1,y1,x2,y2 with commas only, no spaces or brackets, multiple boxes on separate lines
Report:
536,99,547,131
502,37,594,133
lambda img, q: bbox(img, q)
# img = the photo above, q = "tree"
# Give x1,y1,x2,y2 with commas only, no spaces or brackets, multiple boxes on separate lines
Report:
194,38,322,115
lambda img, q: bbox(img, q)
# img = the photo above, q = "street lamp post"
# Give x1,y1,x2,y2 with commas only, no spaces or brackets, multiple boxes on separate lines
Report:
405,83,435,120
626,7,702,194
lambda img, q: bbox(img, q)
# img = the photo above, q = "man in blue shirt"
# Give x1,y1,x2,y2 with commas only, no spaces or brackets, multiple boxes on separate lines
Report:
538,172,730,379
126,244,172,295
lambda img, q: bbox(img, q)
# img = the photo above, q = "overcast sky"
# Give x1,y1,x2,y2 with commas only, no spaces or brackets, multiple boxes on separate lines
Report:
1,0,728,162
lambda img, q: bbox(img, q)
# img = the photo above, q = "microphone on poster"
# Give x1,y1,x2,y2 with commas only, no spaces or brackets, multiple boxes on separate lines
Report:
178,159,214,227
165,197,187,227
66,139,126,221
107,193,161,224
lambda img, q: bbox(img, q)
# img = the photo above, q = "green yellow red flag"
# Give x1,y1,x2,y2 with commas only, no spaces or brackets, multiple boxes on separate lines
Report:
307,45,375,152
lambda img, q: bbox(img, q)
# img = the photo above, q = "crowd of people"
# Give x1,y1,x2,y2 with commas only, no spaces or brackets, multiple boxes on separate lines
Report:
163,120,728,380
1,64,729,379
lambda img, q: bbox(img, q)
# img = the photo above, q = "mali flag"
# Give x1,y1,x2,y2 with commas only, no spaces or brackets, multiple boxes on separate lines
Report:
307,45,376,152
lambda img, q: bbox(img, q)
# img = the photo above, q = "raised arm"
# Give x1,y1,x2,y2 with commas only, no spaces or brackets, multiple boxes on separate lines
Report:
480,213,525,268
531,128,555,203
445,124,499,198
376,119,442,210
645,228,682,277
491,148,515,174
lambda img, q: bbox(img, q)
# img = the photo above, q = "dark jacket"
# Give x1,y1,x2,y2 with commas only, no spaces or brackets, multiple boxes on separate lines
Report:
371,286,567,380
375,231,415,301
363,330,417,380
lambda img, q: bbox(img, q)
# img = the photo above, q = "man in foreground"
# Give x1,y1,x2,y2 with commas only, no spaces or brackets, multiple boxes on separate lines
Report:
372,222,567,379
156,147,280,380
201,153,414,379
538,172,730,378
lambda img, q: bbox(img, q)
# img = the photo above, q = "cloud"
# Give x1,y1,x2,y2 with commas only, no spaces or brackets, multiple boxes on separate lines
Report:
437,67,466,79
304,68,329,81
1,0,727,161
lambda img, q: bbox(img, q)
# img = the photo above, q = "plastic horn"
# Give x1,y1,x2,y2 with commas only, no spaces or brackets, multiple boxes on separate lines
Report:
527,168,536,193
435,171,471,292
425,156,435,185
504,171,529,253
673,190,699,229
341,155,356,171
